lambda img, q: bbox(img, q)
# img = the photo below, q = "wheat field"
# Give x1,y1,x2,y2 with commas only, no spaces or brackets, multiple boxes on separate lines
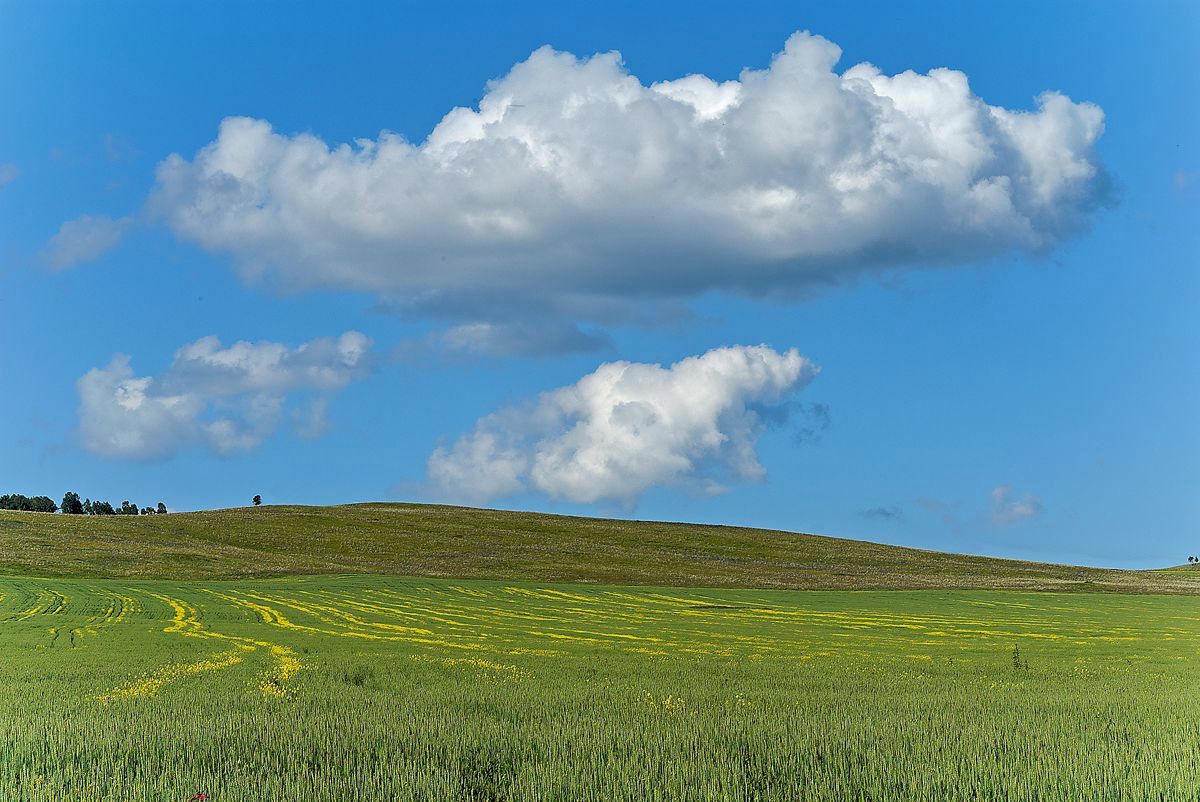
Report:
2,573,1198,800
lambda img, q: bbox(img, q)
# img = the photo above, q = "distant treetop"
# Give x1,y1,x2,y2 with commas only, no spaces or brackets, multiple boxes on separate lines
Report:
1,490,169,516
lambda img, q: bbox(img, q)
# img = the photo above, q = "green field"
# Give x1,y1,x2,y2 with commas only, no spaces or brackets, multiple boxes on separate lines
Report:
3,505,1199,800
4,571,1200,801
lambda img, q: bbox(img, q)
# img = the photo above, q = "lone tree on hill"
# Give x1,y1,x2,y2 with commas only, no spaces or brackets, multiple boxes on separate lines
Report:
253,494,262,506
157,502,168,514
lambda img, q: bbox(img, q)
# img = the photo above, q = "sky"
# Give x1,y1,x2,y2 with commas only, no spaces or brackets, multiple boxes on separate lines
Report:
1,1,1196,569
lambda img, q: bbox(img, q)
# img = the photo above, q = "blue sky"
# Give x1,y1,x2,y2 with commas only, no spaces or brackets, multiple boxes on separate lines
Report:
1,1,1196,568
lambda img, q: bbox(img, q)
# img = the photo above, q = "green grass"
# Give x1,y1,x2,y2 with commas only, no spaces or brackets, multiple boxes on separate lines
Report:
3,573,1199,801
1,503,1195,592
4,504,1197,799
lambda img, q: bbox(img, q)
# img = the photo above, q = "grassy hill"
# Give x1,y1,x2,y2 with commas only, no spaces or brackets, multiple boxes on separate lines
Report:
0,502,1194,593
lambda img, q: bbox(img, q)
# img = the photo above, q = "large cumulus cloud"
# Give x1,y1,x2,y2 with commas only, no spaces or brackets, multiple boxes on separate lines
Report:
426,344,817,505
77,332,372,460
149,31,1107,349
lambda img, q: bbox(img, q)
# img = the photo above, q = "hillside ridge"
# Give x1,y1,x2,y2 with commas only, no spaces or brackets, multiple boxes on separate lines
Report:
0,502,1194,593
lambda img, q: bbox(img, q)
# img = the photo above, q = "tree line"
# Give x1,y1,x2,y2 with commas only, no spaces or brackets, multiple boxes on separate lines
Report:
0,494,59,513
0,492,167,516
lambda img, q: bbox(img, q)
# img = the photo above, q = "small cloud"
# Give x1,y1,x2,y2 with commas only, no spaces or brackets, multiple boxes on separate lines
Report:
990,485,1044,526
0,162,18,189
425,344,818,506
861,504,903,521
77,331,373,461
42,214,133,270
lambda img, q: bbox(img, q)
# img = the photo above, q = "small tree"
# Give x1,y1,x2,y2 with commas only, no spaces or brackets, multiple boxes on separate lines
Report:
157,502,168,515
62,491,84,515
92,500,115,516
253,494,262,507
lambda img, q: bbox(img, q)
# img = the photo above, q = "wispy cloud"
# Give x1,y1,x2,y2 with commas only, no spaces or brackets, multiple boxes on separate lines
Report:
0,163,18,189
990,485,1044,525
42,214,133,270
427,321,610,359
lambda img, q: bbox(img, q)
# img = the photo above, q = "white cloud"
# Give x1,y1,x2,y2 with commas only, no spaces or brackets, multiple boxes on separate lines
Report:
0,163,18,188
426,344,817,505
149,31,1107,348
42,214,133,270
77,332,372,460
990,485,1044,525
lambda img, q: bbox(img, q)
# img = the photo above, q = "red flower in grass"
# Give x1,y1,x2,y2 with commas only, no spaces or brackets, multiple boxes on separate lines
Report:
187,794,209,801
